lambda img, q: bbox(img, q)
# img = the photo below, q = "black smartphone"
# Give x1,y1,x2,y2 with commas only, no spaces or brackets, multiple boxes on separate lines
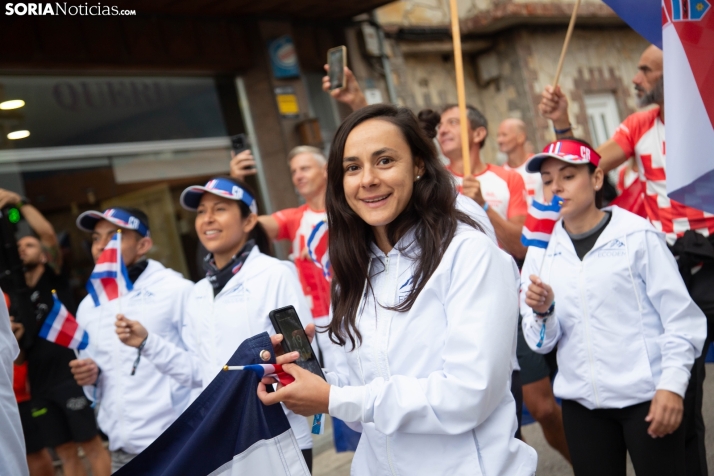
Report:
327,46,347,90
230,133,249,154
269,305,325,379
230,133,255,171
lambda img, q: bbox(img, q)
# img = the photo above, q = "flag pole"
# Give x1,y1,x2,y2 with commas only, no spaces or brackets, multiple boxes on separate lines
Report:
116,229,123,316
552,0,581,89
52,289,80,358
449,0,472,177
538,197,563,277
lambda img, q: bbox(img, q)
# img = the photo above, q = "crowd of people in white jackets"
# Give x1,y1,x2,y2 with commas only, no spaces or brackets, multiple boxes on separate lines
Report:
1,43,712,476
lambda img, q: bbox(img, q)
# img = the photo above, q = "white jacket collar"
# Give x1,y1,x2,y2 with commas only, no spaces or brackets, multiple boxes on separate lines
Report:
368,226,419,260
552,206,658,258
132,259,169,288
209,246,274,298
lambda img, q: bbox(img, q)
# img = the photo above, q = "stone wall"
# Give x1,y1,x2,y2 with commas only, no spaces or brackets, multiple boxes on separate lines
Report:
376,0,617,32
371,24,648,162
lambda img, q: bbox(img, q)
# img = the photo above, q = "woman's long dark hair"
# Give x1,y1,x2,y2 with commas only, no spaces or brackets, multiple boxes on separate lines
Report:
327,104,482,349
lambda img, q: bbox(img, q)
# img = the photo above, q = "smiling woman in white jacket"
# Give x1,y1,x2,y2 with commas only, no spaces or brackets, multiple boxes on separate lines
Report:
257,104,537,476
521,139,706,476
115,177,315,471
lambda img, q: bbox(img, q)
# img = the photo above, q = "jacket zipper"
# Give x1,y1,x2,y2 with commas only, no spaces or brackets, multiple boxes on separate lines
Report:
381,254,398,476
209,296,216,375
578,256,602,408
115,297,127,449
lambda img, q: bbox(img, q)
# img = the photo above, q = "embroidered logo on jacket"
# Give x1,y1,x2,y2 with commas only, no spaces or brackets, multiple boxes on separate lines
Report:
598,239,626,257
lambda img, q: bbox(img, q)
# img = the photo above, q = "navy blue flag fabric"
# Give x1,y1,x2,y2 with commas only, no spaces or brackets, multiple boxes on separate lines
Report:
601,0,662,48
115,332,310,476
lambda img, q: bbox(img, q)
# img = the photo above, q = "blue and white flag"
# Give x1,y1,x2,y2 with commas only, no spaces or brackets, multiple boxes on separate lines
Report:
115,333,309,476
601,0,662,47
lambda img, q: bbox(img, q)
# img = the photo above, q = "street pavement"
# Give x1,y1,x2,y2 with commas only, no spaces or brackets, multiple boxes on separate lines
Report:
312,364,714,476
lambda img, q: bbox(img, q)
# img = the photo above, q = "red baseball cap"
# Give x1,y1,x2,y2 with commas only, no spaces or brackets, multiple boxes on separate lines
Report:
526,139,600,173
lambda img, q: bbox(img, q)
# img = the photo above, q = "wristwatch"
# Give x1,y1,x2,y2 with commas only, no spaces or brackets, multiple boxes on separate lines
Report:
16,196,30,207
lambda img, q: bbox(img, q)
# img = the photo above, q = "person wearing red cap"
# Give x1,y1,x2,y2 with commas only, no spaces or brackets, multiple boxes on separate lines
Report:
540,46,714,475
521,138,705,476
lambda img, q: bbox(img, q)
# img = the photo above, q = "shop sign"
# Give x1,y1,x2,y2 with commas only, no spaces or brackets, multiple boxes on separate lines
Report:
268,36,300,79
274,86,299,118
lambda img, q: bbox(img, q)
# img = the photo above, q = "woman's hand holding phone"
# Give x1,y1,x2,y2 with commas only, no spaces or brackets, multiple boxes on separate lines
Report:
263,322,315,377
257,362,330,416
258,323,330,415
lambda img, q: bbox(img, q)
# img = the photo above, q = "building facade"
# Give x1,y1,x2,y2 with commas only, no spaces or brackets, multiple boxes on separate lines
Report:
0,1,388,290
349,0,650,162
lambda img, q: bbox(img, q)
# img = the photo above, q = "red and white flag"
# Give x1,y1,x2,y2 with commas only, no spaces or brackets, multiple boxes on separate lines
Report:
86,231,133,306
306,220,331,280
521,196,563,249
663,0,714,213
38,291,88,350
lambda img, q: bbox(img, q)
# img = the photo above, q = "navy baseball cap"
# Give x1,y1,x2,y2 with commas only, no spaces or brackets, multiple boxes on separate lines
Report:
76,207,151,237
180,177,258,214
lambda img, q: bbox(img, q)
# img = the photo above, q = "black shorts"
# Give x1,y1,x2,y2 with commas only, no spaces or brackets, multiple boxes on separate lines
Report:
18,400,46,454
517,315,558,385
31,379,98,448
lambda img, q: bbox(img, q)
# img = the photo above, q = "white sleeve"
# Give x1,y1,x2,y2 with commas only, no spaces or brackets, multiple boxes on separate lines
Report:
328,237,518,436
455,194,497,245
74,307,104,402
0,293,29,476
520,246,562,353
141,285,202,389
638,232,707,398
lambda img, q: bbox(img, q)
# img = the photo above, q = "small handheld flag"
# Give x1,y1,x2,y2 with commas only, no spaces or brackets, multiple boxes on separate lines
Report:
86,230,133,307
306,220,331,280
223,364,295,387
521,196,563,249
38,291,89,350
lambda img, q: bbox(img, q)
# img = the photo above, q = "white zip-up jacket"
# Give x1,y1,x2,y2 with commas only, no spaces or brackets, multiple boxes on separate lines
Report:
139,246,314,450
76,260,194,454
326,225,537,476
520,206,706,410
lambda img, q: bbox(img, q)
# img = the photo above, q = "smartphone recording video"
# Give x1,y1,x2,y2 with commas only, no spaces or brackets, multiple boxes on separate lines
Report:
327,46,347,90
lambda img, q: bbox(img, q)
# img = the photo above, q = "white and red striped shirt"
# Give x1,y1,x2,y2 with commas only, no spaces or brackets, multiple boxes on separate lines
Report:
612,107,714,245
272,204,330,318
504,160,544,206
447,163,528,220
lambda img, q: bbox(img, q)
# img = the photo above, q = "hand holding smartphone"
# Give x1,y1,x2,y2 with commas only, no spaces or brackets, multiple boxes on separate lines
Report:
269,305,325,380
229,133,258,179
327,46,347,90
